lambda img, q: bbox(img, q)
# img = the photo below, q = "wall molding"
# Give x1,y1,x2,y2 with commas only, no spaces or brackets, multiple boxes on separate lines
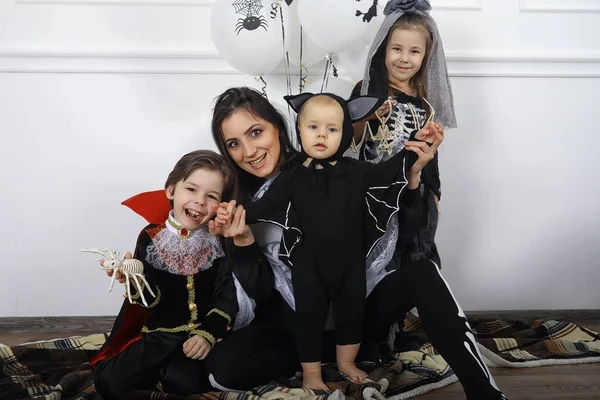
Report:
15,0,212,6
434,0,482,11
14,0,482,9
1,49,599,77
447,53,600,77
520,0,600,13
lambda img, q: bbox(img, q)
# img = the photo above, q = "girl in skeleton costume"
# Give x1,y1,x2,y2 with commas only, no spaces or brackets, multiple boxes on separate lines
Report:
91,150,245,398
351,0,456,270
215,92,436,390
351,1,510,399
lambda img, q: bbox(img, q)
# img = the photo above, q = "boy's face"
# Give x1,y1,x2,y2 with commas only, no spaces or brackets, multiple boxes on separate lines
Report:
385,27,427,89
298,101,344,160
166,168,224,231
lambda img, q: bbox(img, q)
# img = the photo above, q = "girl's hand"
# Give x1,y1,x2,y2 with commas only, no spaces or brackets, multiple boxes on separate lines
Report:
366,99,396,121
414,121,443,144
406,122,444,179
183,335,211,360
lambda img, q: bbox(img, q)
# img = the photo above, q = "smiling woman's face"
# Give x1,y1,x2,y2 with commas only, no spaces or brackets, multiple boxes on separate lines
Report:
220,109,281,178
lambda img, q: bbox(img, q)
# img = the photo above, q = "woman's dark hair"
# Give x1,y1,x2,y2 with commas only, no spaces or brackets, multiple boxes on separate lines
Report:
164,149,236,207
211,87,299,203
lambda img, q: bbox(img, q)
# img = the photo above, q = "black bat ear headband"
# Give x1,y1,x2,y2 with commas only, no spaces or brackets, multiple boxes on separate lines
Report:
283,92,385,161
284,92,383,124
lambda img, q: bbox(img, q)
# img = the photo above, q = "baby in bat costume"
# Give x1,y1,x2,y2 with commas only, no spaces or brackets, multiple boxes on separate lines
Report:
218,92,432,389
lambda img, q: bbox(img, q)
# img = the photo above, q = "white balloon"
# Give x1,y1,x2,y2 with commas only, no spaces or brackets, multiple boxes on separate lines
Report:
361,1,386,46
304,76,356,100
282,1,327,67
210,0,284,76
335,2,384,82
298,0,383,54
336,45,370,83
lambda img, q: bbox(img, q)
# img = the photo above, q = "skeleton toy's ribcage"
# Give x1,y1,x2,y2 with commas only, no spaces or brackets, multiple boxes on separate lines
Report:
121,259,144,274
366,102,427,164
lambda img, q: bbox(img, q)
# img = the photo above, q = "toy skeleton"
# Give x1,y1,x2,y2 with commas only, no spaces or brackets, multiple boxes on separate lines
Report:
81,246,156,307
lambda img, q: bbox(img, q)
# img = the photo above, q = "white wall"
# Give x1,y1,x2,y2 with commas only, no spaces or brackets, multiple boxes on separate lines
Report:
0,0,599,316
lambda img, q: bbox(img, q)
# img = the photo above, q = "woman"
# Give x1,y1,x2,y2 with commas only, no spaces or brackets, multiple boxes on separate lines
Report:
206,87,507,399
204,87,302,391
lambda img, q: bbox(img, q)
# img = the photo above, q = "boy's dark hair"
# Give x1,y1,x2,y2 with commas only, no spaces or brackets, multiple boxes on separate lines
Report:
164,150,236,207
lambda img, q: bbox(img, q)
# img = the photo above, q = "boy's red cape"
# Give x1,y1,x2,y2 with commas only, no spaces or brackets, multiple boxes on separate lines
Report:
121,190,172,226
90,190,172,368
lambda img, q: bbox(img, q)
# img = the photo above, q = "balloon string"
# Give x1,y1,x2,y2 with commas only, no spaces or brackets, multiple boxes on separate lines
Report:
256,76,268,99
278,2,292,98
276,1,296,147
299,26,304,93
331,57,339,78
300,66,308,93
320,55,332,93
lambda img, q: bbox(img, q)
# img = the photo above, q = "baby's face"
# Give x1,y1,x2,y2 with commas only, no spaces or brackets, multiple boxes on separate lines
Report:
298,101,344,160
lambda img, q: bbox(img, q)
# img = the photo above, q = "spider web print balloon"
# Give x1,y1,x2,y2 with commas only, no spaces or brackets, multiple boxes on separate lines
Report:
232,0,269,35
211,0,285,76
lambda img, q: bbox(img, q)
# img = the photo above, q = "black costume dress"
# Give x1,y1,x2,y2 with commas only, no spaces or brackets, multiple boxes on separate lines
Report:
244,92,418,363
351,82,441,268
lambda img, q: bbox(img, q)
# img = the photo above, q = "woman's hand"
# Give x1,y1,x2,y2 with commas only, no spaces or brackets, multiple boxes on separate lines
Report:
183,335,211,360
405,122,444,188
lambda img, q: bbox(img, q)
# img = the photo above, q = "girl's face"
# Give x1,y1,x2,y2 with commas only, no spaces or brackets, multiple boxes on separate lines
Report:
166,168,224,231
221,109,281,178
385,27,428,92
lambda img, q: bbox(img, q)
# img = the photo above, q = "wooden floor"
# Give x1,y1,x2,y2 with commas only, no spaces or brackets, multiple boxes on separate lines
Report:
418,364,600,399
1,310,599,399
0,315,115,346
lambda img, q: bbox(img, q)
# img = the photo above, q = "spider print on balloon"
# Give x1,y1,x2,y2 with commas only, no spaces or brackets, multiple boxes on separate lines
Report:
355,0,379,23
233,0,269,35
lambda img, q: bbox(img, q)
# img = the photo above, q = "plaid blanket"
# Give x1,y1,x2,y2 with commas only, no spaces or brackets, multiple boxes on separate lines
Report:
1,316,599,400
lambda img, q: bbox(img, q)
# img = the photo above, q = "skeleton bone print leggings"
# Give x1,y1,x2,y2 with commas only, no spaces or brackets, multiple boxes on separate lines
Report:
366,258,509,400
